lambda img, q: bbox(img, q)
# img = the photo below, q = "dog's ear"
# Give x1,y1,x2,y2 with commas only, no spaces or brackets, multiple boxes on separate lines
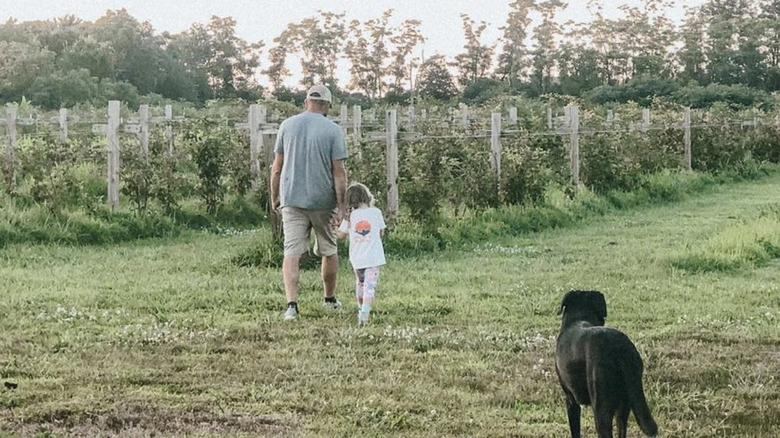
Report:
557,290,576,316
594,291,607,321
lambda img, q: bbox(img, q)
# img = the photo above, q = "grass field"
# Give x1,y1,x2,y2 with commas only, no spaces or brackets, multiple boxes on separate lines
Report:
1,174,779,438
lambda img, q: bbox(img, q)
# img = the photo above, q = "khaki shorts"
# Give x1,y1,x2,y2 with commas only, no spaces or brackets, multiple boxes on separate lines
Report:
281,207,338,257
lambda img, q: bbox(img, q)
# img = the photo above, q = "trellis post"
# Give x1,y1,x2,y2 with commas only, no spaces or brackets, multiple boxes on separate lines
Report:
684,107,692,171
4,107,17,193
107,101,121,211
165,104,174,154
139,104,150,162
570,105,580,187
58,108,68,144
353,105,362,158
386,109,399,225
491,112,502,181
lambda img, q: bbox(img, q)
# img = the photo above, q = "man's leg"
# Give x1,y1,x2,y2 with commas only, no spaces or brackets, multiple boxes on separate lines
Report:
281,207,310,319
283,253,302,303
322,253,339,299
311,208,340,306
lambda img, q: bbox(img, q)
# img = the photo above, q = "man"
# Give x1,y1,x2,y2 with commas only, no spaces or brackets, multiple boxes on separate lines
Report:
271,84,348,321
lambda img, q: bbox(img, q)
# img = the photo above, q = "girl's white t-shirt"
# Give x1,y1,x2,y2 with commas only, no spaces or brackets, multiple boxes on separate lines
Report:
339,207,387,270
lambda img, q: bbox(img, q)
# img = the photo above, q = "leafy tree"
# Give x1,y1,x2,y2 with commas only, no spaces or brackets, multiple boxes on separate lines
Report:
0,40,55,102
416,55,457,101
167,16,263,100
616,0,676,79
699,0,759,86
678,6,707,85
387,17,425,91
529,0,566,95
760,0,780,91
91,9,166,95
452,14,494,88
29,68,99,109
497,0,535,88
266,11,347,88
344,10,393,99
343,10,424,99
462,78,508,105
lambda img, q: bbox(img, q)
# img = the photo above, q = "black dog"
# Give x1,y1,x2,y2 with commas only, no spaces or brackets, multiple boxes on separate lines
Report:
555,290,658,438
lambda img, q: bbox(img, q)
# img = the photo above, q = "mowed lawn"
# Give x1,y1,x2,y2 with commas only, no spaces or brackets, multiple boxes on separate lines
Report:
2,175,779,438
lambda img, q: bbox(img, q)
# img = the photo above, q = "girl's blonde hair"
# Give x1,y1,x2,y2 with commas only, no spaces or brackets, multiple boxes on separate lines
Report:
345,182,374,210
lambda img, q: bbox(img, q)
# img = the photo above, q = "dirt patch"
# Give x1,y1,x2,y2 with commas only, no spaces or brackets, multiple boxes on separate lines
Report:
8,403,295,437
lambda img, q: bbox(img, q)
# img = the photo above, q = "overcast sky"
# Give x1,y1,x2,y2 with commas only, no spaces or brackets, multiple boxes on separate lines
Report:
1,0,707,87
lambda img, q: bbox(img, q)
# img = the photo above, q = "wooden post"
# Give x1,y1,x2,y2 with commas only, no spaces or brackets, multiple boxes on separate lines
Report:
684,107,692,171
508,107,518,124
353,105,362,158
408,105,416,129
165,104,173,155
107,100,120,212
570,105,580,187
642,108,650,133
753,108,759,132
59,108,68,144
139,104,150,162
353,105,362,142
491,112,502,180
607,110,614,123
4,107,17,192
386,109,399,225
460,103,469,130
564,106,572,130
249,104,262,190
547,107,553,130
340,104,349,138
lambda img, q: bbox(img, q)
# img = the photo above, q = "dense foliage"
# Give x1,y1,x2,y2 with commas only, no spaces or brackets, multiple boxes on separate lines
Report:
3,0,780,109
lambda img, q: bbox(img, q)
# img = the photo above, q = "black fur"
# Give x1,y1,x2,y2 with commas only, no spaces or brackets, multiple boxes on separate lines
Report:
555,290,658,438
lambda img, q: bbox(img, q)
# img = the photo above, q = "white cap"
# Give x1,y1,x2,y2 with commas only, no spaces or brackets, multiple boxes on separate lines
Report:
306,84,332,103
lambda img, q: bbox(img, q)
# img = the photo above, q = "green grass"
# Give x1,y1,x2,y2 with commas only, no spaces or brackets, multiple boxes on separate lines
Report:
1,174,780,437
669,205,780,272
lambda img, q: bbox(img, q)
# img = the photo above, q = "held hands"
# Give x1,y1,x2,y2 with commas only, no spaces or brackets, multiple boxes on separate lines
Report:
330,206,346,228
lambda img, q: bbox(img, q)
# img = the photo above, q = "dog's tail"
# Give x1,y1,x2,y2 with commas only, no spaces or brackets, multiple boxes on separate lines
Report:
621,351,658,437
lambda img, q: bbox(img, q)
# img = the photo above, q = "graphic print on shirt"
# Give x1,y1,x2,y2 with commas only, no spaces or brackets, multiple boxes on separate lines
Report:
355,220,372,236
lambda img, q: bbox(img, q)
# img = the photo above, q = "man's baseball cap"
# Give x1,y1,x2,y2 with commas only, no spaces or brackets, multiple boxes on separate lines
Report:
306,84,332,103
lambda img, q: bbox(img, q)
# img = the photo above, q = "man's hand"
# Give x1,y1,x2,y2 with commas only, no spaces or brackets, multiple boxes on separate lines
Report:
330,207,344,228
270,153,284,213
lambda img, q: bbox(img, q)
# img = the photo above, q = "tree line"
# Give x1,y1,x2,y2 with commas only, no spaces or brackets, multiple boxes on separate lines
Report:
2,0,780,110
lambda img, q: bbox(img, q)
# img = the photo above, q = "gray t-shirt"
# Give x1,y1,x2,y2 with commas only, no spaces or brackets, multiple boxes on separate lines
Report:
274,111,347,210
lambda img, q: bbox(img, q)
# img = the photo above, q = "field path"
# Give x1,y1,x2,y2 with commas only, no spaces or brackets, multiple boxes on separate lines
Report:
1,174,779,437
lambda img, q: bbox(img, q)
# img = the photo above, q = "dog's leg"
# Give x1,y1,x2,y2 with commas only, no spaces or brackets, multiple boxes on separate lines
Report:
617,406,630,438
593,404,615,438
564,393,581,438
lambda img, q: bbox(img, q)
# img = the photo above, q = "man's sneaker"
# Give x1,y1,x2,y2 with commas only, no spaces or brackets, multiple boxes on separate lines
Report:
323,299,342,311
358,311,370,326
283,306,298,321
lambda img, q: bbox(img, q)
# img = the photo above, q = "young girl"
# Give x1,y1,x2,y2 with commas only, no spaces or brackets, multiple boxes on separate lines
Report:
337,182,387,326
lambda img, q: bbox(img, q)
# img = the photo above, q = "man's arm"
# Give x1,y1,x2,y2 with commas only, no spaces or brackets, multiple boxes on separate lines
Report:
271,153,284,210
332,159,347,224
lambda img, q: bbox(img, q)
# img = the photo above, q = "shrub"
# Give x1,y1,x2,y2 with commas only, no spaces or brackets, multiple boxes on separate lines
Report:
184,120,234,214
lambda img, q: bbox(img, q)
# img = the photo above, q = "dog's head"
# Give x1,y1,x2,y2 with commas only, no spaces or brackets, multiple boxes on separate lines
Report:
557,290,607,326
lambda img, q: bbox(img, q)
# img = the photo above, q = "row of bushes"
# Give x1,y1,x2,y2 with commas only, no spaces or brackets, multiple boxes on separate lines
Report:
2,102,779,248
348,122,778,231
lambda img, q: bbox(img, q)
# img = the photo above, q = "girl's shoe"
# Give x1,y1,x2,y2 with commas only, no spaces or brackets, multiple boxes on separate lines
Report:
358,311,370,326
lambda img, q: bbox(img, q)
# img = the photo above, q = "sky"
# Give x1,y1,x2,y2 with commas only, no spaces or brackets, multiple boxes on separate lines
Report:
0,0,708,87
